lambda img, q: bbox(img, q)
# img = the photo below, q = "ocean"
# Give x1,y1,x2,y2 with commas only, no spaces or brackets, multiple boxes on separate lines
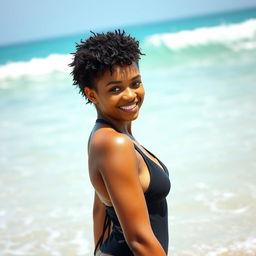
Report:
1,7,256,256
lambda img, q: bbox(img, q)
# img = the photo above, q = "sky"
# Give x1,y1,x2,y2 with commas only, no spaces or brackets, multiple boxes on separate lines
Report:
0,0,256,46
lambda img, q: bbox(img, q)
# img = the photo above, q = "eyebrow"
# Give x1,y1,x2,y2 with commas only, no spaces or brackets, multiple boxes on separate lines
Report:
105,74,141,87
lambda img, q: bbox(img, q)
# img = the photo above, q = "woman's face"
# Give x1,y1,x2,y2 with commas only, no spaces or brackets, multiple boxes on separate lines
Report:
86,62,145,122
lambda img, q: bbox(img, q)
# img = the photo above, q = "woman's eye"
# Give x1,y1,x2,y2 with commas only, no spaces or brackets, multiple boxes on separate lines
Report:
132,81,142,88
109,87,121,93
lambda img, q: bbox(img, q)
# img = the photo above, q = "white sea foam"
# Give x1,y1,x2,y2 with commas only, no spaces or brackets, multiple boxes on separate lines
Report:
0,210,6,216
23,216,34,226
193,188,251,214
195,182,209,189
47,230,61,242
71,230,90,255
197,237,256,256
49,209,61,218
0,54,72,79
1,19,255,80
3,242,35,255
146,19,256,51
176,237,256,256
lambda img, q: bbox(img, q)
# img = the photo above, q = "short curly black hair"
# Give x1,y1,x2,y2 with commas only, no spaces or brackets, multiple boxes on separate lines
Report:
69,30,144,103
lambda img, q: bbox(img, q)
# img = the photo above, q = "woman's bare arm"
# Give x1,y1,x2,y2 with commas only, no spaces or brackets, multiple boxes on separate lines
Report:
91,131,166,256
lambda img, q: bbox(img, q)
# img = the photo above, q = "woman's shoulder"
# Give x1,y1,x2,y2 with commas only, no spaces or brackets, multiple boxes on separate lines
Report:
89,127,133,154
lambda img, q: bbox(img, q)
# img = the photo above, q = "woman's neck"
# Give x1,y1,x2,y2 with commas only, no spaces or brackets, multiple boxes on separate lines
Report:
96,114,133,135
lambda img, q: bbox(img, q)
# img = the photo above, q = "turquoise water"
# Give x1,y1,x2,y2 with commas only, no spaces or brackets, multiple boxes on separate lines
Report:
1,7,256,256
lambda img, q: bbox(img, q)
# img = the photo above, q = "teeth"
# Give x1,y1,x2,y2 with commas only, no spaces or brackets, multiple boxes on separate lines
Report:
120,103,137,110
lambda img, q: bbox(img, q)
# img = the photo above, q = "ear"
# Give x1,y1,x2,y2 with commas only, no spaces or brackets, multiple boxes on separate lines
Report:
84,87,98,104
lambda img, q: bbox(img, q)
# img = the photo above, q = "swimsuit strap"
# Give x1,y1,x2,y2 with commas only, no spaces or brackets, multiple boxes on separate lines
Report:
96,118,121,132
96,118,136,140
89,119,119,152
94,212,111,255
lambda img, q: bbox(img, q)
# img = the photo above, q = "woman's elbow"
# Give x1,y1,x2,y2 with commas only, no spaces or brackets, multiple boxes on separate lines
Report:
127,232,166,256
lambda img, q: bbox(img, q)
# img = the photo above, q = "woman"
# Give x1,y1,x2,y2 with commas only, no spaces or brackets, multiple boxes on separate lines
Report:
70,30,171,256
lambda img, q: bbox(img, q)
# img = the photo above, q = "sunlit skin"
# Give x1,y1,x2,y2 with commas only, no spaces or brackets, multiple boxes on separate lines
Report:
85,62,166,256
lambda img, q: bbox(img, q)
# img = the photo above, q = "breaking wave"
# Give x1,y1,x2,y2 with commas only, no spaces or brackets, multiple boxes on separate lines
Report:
1,19,256,79
145,19,256,51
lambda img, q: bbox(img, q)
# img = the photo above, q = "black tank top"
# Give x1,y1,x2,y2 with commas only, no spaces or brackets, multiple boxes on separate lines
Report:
93,119,171,255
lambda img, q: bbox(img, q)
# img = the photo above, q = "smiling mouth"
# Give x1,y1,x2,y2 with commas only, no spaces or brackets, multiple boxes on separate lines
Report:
119,103,138,111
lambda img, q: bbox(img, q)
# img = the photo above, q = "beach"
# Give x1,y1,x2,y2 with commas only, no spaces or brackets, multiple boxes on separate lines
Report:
1,7,256,256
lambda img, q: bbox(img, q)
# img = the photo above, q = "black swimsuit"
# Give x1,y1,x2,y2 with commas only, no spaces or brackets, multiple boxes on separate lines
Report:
94,119,171,255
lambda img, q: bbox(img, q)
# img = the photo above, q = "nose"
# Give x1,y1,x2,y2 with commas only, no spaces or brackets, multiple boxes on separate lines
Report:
122,87,136,101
